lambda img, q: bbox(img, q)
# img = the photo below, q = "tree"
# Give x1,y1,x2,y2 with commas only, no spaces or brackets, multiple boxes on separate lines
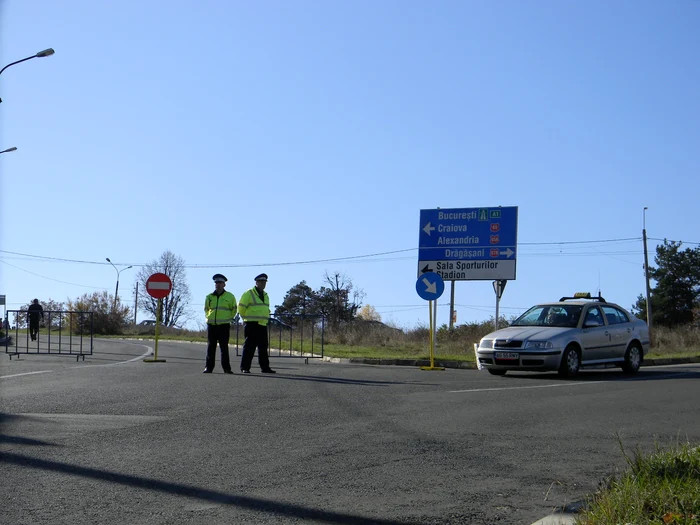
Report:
274,281,318,324
133,250,191,327
12,298,65,329
66,291,130,335
315,271,364,328
632,240,700,327
357,304,381,322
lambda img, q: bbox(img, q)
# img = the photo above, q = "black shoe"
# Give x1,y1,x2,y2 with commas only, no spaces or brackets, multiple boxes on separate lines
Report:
240,369,251,374
203,369,213,374
224,370,234,374
261,369,276,374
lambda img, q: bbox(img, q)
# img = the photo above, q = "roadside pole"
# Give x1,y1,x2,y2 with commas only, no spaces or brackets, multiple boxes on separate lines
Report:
143,273,171,364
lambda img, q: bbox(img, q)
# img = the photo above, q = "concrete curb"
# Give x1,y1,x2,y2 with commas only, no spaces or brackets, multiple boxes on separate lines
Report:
530,500,586,525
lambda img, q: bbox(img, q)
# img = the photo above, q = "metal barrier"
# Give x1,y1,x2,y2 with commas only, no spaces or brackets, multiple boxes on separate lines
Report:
3,310,94,361
234,314,325,363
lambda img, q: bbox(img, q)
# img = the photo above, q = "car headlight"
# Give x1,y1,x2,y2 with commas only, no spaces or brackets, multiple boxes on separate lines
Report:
479,339,493,349
524,341,553,349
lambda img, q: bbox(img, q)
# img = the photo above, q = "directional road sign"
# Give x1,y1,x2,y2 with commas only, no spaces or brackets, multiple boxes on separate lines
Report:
418,206,518,281
416,272,445,301
146,273,172,299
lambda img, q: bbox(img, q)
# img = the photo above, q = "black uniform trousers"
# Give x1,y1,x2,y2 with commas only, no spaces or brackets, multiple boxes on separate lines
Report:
206,323,232,372
29,318,40,340
240,322,270,372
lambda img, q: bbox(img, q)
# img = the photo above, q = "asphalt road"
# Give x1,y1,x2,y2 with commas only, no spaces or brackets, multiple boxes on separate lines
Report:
2,339,699,525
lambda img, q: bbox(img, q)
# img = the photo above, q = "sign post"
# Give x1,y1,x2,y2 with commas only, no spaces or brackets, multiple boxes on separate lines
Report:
415,272,445,371
493,279,507,330
143,273,172,363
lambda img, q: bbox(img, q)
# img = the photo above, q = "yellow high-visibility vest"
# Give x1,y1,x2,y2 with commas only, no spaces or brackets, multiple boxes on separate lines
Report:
238,287,270,326
204,291,238,325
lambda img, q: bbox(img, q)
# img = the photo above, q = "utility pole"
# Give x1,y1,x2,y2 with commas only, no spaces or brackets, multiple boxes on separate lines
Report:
448,281,455,329
643,207,653,346
133,282,139,325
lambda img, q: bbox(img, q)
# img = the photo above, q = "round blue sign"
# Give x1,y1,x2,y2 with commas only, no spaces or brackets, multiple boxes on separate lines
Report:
415,272,445,301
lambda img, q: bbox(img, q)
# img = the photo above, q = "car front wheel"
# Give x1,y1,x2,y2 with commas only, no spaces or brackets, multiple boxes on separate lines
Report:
558,345,580,378
621,342,642,374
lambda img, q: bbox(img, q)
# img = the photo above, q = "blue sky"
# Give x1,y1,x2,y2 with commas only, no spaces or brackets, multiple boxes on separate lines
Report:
1,1,698,330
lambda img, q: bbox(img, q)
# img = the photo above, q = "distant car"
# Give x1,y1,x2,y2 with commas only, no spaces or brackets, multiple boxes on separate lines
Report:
139,320,158,326
268,317,293,330
476,293,651,377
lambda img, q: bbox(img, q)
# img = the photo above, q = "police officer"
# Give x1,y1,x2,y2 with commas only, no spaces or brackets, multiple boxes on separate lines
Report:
203,274,237,374
239,273,275,374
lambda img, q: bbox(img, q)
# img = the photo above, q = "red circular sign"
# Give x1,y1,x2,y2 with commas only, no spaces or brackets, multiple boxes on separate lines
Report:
146,273,172,299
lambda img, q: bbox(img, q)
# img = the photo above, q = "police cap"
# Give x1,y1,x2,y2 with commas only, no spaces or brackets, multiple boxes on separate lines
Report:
254,273,268,282
212,273,227,283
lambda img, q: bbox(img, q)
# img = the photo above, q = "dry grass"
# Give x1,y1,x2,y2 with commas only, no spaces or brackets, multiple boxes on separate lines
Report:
103,320,700,362
648,324,700,358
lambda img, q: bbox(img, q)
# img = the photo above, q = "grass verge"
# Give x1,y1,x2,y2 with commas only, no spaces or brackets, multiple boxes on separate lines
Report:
576,438,700,525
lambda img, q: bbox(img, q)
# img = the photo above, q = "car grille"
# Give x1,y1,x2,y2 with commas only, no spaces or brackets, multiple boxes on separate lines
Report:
494,339,523,348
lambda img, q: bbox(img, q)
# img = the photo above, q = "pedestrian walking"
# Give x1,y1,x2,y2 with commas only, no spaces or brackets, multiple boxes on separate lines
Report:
27,299,44,341
203,274,237,374
239,273,276,374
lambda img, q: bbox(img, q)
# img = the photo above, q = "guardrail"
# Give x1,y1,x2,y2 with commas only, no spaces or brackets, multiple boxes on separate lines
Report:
233,314,325,362
3,310,94,361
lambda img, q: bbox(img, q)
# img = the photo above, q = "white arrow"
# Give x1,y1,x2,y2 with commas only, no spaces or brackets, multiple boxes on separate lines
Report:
423,222,435,236
499,248,515,258
421,277,437,295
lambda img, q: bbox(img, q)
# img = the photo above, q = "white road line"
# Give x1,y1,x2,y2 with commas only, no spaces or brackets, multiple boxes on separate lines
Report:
0,370,53,379
449,381,608,393
1,345,153,377
70,344,153,368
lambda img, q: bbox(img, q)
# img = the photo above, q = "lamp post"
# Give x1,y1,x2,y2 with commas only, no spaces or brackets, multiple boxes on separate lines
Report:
0,147,18,154
106,258,133,309
642,207,653,346
0,48,55,76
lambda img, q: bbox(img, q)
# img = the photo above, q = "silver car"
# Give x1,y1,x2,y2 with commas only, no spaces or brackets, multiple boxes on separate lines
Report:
476,293,651,377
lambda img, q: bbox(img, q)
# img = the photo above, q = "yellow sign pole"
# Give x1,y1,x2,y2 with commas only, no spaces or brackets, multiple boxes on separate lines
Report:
143,298,166,363
421,300,444,371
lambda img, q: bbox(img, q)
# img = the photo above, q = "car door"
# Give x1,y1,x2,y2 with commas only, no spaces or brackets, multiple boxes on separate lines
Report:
601,305,632,360
578,305,610,362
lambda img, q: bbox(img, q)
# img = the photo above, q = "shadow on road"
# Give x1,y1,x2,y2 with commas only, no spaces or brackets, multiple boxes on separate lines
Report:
241,372,434,386
0,451,421,525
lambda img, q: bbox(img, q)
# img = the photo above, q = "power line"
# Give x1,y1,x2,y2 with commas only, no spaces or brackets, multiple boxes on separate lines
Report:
0,236,695,270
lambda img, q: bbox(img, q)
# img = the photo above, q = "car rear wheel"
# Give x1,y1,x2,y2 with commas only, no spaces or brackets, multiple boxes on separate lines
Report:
558,345,580,378
621,342,642,374
487,368,507,376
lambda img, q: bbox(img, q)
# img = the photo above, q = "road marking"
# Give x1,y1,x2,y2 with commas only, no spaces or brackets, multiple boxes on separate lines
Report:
0,370,53,379
70,345,153,368
1,346,153,377
449,381,608,393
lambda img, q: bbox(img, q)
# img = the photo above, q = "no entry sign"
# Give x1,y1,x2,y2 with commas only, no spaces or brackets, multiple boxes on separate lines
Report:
146,273,172,299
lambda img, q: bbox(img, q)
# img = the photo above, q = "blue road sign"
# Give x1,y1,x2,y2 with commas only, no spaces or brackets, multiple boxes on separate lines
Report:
416,272,445,301
418,206,518,281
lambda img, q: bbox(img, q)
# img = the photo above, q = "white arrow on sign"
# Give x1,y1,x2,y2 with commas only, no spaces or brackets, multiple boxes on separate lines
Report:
423,222,435,236
500,248,515,258
421,277,437,295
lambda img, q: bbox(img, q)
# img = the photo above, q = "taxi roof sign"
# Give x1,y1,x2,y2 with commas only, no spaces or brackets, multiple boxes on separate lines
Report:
559,292,606,302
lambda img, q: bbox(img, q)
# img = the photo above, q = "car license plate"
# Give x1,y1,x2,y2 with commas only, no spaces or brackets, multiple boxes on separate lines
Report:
495,352,519,360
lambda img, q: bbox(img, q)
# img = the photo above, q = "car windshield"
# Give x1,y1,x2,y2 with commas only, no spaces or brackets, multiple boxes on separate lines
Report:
511,305,583,328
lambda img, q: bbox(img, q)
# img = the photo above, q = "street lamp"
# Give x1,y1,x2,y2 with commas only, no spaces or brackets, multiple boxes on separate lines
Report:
0,147,18,154
642,207,653,345
0,48,55,76
106,258,133,309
